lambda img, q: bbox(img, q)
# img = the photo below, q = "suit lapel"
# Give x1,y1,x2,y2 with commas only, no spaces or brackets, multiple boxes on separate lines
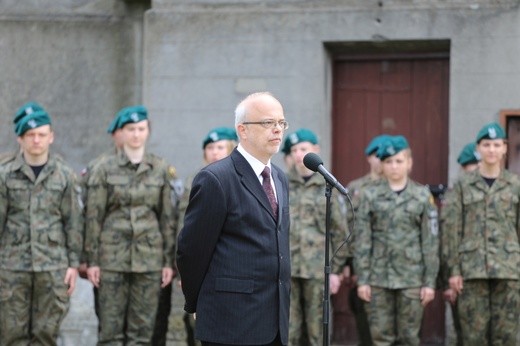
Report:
231,150,276,221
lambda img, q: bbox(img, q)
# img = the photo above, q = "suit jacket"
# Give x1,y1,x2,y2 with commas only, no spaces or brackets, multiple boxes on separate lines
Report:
177,148,290,345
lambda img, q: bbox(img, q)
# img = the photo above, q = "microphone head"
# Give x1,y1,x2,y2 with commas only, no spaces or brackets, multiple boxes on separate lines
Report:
303,152,323,172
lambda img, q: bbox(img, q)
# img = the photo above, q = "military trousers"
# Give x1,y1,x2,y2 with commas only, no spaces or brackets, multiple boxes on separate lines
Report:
0,269,70,346
97,270,162,346
289,277,323,346
457,279,520,346
365,286,423,346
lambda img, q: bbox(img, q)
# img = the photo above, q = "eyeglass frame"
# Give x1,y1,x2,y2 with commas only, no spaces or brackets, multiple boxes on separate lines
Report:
242,119,289,130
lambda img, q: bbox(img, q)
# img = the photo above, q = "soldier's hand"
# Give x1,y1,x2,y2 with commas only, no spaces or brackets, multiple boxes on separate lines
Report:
357,284,371,302
65,267,78,296
330,274,341,295
161,267,174,288
340,266,351,283
443,288,457,304
420,287,435,307
449,275,463,294
87,266,101,288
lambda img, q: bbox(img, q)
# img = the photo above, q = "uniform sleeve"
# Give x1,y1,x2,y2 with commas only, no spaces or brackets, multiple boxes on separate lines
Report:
85,164,108,267
439,188,455,288
160,166,176,269
421,192,440,288
61,171,84,268
176,178,192,239
353,190,372,286
0,169,7,234
330,192,350,274
444,181,464,277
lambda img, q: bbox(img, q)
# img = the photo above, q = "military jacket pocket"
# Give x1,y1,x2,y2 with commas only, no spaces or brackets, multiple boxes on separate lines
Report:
458,240,482,276
107,175,130,203
405,203,423,224
405,247,422,262
462,190,485,206
48,230,64,247
143,177,164,203
504,242,520,276
107,175,130,185
45,181,66,206
6,178,30,208
499,193,519,219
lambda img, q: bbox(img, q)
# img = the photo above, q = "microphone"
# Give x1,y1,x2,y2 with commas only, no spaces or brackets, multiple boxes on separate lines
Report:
303,153,349,196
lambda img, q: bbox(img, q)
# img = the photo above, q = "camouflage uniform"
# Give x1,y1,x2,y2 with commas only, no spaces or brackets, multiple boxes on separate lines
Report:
0,151,18,165
79,149,119,320
166,174,200,346
287,167,349,346
438,187,463,346
153,166,183,346
0,152,83,345
85,149,176,345
354,179,439,346
443,169,520,345
346,173,381,346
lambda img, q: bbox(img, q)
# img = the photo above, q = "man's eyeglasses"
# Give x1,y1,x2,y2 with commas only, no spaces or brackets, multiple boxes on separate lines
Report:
242,120,289,130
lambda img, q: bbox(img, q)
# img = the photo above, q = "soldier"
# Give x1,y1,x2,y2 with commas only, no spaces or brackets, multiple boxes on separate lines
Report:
85,105,176,344
284,128,349,345
166,126,238,346
444,123,520,345
439,141,480,346
346,134,389,346
354,135,439,345
0,106,83,345
347,134,390,200
77,115,125,322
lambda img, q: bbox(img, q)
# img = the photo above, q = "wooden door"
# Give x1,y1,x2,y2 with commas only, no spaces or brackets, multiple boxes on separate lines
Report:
331,54,450,345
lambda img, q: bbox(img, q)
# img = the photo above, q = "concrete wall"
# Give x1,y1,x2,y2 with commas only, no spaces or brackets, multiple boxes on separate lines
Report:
144,0,520,184
0,0,147,172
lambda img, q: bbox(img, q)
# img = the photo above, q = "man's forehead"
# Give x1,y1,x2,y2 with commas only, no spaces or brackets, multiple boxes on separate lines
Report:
247,97,284,117
23,124,52,135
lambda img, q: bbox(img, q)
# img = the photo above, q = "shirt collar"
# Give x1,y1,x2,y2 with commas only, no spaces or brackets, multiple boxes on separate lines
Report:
237,143,272,179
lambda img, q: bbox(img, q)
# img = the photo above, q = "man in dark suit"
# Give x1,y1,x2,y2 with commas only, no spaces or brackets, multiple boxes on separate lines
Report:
176,92,291,346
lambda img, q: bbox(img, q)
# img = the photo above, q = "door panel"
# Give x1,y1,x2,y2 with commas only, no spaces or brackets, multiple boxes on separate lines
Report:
332,58,449,186
331,56,449,345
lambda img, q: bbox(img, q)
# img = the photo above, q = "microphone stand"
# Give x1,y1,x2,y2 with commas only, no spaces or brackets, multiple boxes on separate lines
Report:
322,182,332,346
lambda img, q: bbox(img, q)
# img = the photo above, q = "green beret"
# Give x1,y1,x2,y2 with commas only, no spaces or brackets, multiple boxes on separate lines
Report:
475,122,506,143
376,135,410,160
282,128,318,154
457,142,480,166
106,116,120,134
14,102,45,125
202,127,238,149
15,110,52,136
364,134,391,156
114,105,148,129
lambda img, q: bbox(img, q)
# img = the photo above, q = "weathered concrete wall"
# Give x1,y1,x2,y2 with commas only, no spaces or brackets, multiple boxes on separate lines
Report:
144,0,520,184
0,0,146,172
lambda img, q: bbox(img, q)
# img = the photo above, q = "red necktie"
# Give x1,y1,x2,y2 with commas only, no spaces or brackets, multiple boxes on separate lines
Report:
261,166,278,219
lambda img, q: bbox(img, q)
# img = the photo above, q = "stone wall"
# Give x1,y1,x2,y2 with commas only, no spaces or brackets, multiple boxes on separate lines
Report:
144,0,520,183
